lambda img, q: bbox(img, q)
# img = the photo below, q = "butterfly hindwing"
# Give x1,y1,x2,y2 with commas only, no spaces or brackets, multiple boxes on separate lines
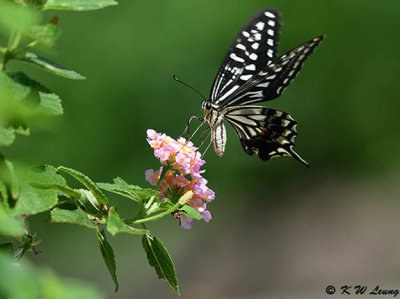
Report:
223,106,309,166
210,9,281,103
220,35,325,108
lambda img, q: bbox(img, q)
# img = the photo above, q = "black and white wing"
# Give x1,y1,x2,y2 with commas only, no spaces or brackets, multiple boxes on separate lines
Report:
219,35,325,108
210,9,281,103
223,106,309,166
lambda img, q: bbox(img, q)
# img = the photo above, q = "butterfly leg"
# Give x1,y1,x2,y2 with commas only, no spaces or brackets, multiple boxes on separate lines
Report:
187,121,206,142
201,139,213,157
196,126,211,145
181,115,204,138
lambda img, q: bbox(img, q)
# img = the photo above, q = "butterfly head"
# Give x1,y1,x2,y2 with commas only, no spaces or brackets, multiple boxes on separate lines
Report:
201,100,213,111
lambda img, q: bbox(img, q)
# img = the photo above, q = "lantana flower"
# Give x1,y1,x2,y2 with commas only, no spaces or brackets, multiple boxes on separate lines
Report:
145,129,214,229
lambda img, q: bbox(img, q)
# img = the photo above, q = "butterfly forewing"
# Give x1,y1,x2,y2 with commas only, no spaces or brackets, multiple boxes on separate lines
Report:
210,9,281,103
219,35,325,108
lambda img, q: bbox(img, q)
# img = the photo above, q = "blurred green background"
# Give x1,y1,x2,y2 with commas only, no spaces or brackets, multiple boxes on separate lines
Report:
2,0,400,297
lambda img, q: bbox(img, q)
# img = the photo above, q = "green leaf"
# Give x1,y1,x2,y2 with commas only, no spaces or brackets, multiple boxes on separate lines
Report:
58,166,108,204
96,229,119,292
50,207,98,229
43,0,118,11
13,184,57,216
9,72,63,116
0,242,14,256
142,234,179,295
179,205,202,220
0,206,24,237
29,165,79,198
106,207,146,236
78,189,102,215
36,92,63,115
29,22,61,46
0,127,15,146
29,165,67,187
21,52,85,80
98,177,159,202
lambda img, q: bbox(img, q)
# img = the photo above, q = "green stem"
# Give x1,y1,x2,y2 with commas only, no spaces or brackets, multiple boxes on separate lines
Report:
131,201,181,224
9,32,21,51
14,40,38,56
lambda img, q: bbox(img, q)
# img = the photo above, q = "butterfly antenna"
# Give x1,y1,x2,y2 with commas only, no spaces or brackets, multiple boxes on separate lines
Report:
173,74,207,100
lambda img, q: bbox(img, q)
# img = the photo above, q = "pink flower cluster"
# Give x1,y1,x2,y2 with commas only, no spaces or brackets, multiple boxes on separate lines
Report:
145,129,215,229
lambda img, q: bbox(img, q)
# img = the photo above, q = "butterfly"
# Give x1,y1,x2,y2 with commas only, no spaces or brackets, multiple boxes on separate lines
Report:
199,8,324,167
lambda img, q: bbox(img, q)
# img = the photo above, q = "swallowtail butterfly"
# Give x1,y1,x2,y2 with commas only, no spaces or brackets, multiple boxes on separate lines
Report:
200,8,324,167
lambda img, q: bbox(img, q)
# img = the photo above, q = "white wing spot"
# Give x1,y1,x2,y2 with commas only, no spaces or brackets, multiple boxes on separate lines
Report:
275,67,282,72
236,44,246,51
253,33,262,41
242,31,250,37
255,21,265,31
257,82,270,88
245,64,256,71
267,29,274,36
249,53,258,60
267,49,274,57
266,74,276,80
267,39,274,46
283,129,291,137
252,42,259,50
240,74,253,81
230,53,245,63
264,11,276,18
283,78,289,84
268,20,275,26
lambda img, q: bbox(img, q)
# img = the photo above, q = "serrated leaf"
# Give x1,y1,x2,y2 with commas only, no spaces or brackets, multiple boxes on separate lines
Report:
50,207,98,229
43,0,118,11
36,92,63,115
179,205,202,220
106,207,146,236
13,184,57,216
29,165,67,187
96,229,119,292
29,165,78,198
142,234,179,295
58,166,108,204
98,177,159,202
29,23,61,46
22,52,85,80
8,72,63,116
0,205,24,237
0,127,15,146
